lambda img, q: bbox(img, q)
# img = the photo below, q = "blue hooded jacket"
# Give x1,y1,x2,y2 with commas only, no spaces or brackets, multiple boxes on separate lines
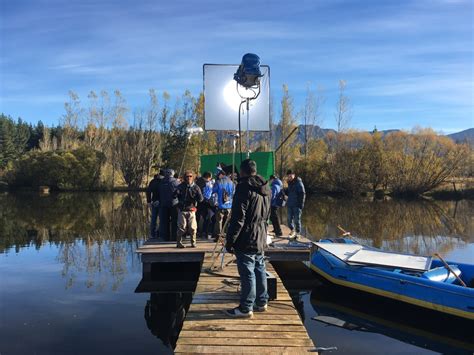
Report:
212,175,234,209
271,178,283,207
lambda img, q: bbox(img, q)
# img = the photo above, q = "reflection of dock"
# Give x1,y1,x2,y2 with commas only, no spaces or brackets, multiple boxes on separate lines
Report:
136,227,317,353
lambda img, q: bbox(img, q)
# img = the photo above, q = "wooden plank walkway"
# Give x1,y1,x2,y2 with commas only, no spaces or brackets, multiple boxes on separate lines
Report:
174,254,317,354
138,225,313,264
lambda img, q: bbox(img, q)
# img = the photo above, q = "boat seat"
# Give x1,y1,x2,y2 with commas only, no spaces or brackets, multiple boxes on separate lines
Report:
421,265,461,284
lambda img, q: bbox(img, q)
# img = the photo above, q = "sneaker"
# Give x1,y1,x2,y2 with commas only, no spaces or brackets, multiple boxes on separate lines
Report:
176,242,185,249
253,304,268,312
190,243,197,248
224,307,253,318
289,230,296,239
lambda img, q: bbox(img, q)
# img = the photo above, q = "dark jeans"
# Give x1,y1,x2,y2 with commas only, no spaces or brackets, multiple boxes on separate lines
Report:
287,206,302,233
159,206,178,241
270,206,282,236
150,204,160,238
235,251,269,313
196,202,212,238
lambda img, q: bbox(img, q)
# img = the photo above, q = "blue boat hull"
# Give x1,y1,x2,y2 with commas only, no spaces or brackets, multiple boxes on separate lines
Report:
311,246,474,320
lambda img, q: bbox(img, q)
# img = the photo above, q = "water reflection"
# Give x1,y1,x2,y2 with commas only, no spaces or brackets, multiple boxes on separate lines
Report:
1,192,473,354
301,197,473,256
309,279,474,354
0,192,148,290
144,293,192,351
1,193,473,290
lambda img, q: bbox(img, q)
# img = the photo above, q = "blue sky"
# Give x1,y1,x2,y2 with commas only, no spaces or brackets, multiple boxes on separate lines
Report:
0,0,472,132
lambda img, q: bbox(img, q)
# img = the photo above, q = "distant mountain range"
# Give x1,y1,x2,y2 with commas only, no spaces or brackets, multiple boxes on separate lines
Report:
447,128,474,144
264,125,474,146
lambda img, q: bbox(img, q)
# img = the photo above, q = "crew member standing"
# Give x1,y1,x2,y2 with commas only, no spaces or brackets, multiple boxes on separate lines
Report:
146,170,164,239
286,169,306,239
176,170,203,248
196,171,214,239
225,159,271,318
212,167,234,240
269,174,285,237
158,169,180,241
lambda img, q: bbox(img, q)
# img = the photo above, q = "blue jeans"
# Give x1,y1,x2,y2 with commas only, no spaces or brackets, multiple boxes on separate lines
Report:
235,251,268,313
287,206,302,233
150,204,159,238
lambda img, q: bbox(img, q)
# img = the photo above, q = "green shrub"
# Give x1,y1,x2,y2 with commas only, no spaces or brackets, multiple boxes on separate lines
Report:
7,147,105,190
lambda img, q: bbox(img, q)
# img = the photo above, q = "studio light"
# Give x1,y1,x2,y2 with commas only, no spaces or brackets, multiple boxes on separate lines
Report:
233,53,263,159
233,53,263,88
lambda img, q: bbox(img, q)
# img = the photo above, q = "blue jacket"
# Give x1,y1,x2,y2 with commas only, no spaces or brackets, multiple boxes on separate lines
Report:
286,177,305,208
271,178,283,207
158,176,180,208
212,176,234,210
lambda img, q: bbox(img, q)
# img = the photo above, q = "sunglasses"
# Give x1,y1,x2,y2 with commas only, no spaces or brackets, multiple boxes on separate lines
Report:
185,175,193,178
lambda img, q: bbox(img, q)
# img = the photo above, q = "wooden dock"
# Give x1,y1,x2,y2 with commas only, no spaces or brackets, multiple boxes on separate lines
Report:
174,254,316,354
136,226,316,353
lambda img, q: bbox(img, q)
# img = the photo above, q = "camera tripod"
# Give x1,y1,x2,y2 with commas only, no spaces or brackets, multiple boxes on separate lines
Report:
207,214,235,271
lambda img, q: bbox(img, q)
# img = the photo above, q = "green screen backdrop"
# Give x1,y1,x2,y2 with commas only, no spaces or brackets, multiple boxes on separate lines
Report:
200,151,275,180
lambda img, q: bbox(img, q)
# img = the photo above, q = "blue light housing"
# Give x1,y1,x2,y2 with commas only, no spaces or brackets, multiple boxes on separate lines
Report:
233,53,263,88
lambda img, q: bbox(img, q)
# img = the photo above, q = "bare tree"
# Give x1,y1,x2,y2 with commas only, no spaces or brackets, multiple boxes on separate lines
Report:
302,83,325,158
110,90,129,187
60,91,83,149
144,89,160,182
115,95,161,189
85,90,111,151
278,84,298,176
334,80,352,133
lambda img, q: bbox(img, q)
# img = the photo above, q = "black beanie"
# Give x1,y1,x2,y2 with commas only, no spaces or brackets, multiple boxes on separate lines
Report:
240,159,257,175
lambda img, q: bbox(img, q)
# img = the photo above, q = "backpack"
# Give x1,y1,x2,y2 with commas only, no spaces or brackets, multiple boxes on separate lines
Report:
222,185,230,203
276,189,287,207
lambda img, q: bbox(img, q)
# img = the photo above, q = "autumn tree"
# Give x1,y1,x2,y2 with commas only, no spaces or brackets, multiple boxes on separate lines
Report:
277,84,299,177
60,91,82,149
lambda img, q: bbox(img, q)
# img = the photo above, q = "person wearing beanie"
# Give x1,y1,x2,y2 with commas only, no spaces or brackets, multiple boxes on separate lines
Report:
224,159,271,318
285,169,306,239
146,169,164,239
157,168,180,241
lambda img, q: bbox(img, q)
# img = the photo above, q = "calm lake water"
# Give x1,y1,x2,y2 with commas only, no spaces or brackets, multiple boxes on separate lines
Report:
0,192,473,354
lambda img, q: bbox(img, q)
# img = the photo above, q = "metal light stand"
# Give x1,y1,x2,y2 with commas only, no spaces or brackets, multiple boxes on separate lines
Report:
230,133,239,183
178,134,192,178
237,83,261,160
246,98,251,158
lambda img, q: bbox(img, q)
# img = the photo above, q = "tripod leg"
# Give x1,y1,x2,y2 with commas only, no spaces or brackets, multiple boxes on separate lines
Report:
219,247,227,270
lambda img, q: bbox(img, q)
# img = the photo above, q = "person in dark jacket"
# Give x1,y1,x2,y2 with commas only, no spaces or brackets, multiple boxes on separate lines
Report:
158,169,180,241
195,171,214,239
146,170,164,239
224,159,271,318
286,169,306,239
176,170,203,248
269,175,284,237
